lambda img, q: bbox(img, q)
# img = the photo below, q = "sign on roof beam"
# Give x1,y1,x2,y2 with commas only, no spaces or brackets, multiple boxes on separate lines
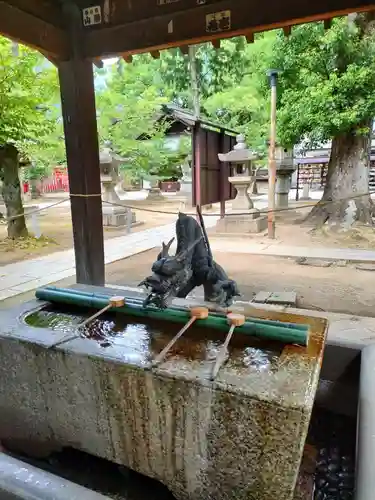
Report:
123,54,133,63
212,39,221,49
283,26,292,36
150,50,160,59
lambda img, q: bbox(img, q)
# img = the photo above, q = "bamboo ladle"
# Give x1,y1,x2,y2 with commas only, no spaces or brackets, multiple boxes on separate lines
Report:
151,306,209,367
210,313,246,380
49,295,125,349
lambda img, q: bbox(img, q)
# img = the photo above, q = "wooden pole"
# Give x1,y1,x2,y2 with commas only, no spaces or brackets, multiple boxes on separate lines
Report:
189,44,202,218
211,313,246,380
193,122,202,212
267,70,279,239
151,306,209,368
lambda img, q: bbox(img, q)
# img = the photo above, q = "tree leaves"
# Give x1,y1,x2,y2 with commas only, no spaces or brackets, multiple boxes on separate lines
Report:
0,37,62,174
272,15,375,147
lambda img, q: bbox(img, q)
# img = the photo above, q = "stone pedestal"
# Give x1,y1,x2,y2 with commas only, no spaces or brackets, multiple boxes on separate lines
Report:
179,182,193,208
100,149,137,228
115,178,127,198
301,183,311,201
216,212,267,233
217,136,267,234
147,187,164,201
179,160,193,207
275,148,296,210
276,172,291,209
146,177,164,201
231,176,254,211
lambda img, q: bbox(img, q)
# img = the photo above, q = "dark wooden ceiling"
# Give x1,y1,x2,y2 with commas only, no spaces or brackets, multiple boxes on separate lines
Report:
2,0,375,61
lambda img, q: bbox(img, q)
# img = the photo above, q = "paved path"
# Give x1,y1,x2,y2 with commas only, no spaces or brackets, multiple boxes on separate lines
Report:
0,217,218,301
0,223,176,301
208,238,375,262
2,212,375,302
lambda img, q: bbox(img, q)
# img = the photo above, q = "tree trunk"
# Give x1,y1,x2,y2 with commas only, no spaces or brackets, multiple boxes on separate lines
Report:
0,144,28,239
305,124,373,229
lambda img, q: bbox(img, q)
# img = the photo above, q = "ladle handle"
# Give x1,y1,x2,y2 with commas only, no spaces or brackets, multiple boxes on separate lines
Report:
152,316,196,367
78,304,111,328
49,332,82,349
49,303,112,349
211,324,236,380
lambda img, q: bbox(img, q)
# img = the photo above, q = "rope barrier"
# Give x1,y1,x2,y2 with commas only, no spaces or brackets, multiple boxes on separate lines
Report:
1,199,67,222
1,189,375,223
102,189,375,218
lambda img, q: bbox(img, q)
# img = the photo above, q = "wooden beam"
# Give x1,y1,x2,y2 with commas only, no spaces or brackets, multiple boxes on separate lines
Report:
6,0,63,26
0,1,68,59
84,0,375,59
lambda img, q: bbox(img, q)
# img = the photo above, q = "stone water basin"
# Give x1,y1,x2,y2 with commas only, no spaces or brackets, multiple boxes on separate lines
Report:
0,297,327,500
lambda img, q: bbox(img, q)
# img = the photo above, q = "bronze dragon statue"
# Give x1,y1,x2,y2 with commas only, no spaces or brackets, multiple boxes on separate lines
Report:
139,209,240,309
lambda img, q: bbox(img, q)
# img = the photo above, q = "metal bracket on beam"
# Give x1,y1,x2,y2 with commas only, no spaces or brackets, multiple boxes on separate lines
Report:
93,59,104,68
150,50,160,59
179,45,189,55
211,39,221,49
324,18,332,29
245,32,254,43
123,54,133,63
283,26,292,37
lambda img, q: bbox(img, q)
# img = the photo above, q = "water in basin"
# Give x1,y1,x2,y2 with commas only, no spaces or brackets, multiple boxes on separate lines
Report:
24,304,282,372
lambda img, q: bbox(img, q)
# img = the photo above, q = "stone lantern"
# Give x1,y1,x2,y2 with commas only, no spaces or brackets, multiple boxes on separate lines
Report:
216,134,267,234
100,148,136,228
275,146,296,209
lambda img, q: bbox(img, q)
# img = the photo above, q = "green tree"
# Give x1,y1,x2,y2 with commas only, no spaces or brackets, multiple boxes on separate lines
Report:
161,38,249,106
0,37,60,238
159,36,273,156
272,14,375,227
96,56,171,180
204,33,275,156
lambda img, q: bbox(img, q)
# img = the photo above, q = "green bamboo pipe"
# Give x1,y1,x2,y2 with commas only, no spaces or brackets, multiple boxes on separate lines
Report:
35,287,308,345
42,286,307,333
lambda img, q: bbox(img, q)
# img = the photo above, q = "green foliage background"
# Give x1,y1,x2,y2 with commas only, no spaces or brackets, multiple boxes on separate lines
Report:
1,13,375,183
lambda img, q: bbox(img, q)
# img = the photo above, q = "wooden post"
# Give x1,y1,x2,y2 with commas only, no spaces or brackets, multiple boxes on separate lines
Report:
219,130,226,219
296,162,300,201
267,69,279,239
58,1,104,285
193,122,202,210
